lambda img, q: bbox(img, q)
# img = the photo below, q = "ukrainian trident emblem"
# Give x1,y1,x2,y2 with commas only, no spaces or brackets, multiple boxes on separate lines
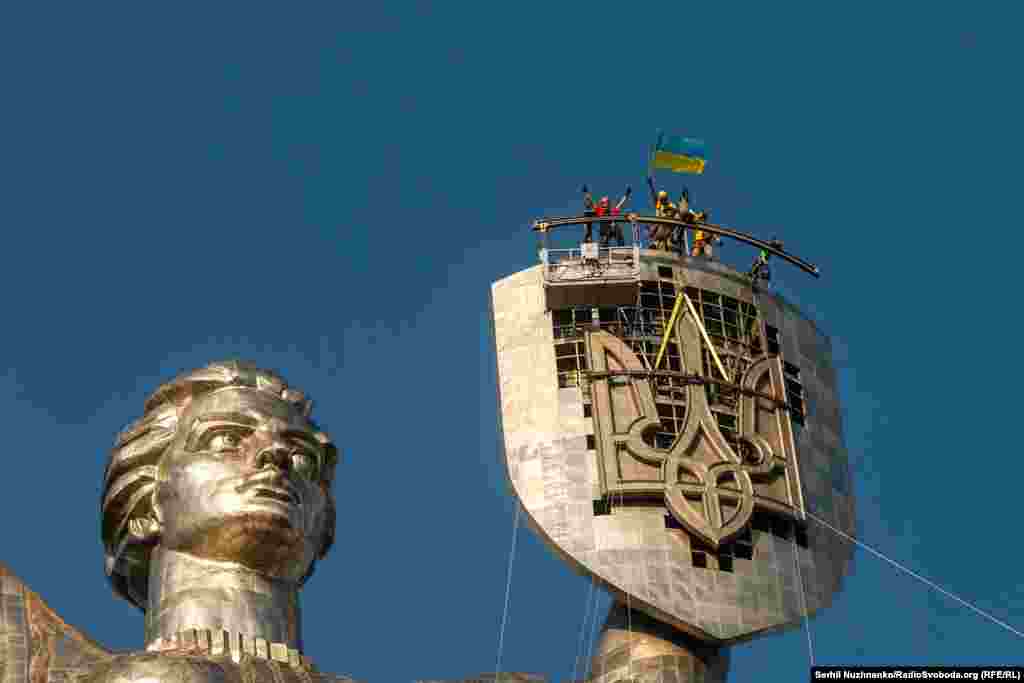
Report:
585,312,804,549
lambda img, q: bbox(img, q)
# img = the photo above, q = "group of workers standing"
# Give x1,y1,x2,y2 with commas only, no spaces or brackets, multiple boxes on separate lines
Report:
578,178,780,286
580,176,719,258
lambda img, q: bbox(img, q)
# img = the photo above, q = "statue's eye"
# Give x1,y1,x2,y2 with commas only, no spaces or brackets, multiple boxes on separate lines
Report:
208,430,245,451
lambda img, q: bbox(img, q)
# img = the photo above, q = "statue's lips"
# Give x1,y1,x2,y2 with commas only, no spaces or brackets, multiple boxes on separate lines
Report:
235,474,300,507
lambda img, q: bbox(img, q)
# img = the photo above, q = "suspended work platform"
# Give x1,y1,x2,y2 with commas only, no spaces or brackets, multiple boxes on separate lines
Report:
533,213,819,310
540,244,640,307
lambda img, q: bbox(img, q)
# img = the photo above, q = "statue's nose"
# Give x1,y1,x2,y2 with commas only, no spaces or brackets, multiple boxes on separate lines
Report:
255,444,292,472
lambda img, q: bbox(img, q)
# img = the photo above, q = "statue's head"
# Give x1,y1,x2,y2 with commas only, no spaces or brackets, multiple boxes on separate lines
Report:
101,361,338,610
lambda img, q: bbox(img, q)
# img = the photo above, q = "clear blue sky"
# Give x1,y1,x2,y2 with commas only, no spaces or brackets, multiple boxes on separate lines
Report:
1,3,1021,681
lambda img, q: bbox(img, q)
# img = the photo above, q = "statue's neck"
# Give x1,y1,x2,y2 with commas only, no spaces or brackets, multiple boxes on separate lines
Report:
144,547,302,652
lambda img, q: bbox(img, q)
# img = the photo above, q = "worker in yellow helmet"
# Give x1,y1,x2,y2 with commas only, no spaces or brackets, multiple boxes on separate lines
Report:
673,187,693,253
646,177,678,251
678,189,713,257
661,186,712,257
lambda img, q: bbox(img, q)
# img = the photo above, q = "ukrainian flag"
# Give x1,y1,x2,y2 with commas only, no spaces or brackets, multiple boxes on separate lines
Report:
652,131,707,174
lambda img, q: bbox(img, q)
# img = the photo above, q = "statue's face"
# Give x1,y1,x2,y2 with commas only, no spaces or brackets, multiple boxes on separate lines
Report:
154,387,329,580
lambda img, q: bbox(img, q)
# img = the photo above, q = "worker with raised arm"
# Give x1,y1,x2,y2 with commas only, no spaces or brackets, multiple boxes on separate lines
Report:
688,202,717,258
670,186,715,257
596,186,632,247
671,187,694,254
646,176,678,251
581,185,597,242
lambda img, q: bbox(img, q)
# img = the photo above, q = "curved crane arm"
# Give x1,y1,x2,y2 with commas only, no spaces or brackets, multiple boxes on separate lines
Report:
533,214,820,278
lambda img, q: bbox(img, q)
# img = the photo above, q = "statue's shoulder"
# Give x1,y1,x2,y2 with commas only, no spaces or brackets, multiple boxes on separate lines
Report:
0,565,359,683
309,672,360,683
82,653,237,683
0,562,112,683
82,652,360,683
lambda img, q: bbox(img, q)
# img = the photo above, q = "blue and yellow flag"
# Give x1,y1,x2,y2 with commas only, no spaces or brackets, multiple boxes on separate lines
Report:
652,131,707,174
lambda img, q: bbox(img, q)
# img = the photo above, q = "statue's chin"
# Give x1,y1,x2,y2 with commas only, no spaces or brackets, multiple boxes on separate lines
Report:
174,513,308,579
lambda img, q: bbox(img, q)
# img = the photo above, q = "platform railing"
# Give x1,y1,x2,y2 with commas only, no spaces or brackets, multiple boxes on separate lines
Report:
534,214,820,278
539,244,640,285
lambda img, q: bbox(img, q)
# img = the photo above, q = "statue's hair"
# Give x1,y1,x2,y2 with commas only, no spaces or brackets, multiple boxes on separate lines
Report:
101,361,339,610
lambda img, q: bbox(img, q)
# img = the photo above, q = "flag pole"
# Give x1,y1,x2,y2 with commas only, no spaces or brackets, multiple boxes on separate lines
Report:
644,130,661,249
648,130,660,178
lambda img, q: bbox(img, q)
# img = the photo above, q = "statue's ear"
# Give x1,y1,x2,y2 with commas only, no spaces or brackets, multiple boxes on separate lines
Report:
126,516,161,545
125,480,163,545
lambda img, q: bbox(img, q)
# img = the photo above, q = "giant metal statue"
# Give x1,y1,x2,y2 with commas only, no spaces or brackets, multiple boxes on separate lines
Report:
0,361,356,683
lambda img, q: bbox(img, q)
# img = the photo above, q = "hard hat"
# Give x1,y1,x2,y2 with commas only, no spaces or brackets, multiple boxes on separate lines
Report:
657,190,668,199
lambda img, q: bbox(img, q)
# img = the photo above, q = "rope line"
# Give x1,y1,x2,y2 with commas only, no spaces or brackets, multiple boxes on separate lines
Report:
806,509,1024,640
573,576,596,683
495,501,522,682
792,539,816,666
584,590,603,680
619,489,634,683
